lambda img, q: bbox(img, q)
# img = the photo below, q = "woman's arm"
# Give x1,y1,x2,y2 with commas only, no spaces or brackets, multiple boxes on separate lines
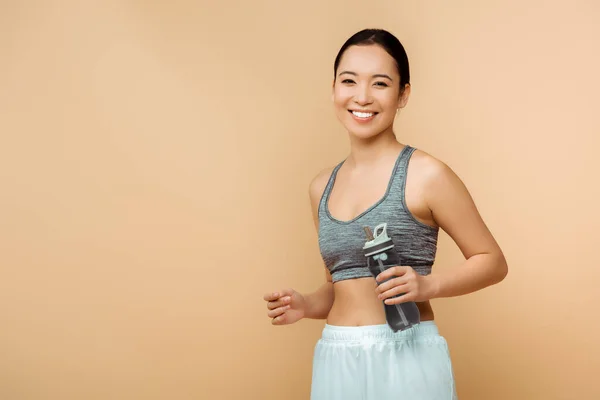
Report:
376,156,508,304
304,167,336,317
424,158,508,299
303,269,334,319
264,167,336,324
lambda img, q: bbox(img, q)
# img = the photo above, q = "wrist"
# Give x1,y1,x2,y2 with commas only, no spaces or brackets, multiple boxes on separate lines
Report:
301,292,312,319
302,283,333,320
426,273,442,300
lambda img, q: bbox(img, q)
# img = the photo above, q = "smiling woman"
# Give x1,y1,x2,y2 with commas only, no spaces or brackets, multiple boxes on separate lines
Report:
264,28,507,400
333,41,410,137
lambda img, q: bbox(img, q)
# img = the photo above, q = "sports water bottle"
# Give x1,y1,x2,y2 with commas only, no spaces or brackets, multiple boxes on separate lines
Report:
363,223,420,332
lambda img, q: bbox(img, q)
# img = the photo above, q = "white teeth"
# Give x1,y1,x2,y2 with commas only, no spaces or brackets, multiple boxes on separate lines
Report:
352,111,374,118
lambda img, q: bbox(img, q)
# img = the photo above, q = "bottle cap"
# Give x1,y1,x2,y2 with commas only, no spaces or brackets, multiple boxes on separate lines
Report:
363,223,394,256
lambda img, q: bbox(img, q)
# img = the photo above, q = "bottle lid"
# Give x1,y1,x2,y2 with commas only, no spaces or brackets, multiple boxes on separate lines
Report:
363,223,394,255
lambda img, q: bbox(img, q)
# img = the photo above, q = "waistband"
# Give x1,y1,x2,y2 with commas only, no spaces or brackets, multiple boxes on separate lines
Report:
320,321,439,342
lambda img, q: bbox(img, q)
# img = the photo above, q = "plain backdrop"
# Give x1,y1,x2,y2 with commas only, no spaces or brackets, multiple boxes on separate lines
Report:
1,1,599,399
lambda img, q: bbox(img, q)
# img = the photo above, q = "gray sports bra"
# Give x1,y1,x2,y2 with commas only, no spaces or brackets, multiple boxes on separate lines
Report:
318,145,439,283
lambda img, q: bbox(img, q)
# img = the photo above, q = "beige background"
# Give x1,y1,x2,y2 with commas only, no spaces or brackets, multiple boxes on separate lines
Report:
1,1,599,399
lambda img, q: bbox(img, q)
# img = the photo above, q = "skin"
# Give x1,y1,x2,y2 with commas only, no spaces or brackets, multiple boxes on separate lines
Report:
264,44,508,327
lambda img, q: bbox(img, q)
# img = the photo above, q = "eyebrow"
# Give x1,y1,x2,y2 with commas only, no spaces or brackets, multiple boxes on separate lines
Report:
338,71,394,81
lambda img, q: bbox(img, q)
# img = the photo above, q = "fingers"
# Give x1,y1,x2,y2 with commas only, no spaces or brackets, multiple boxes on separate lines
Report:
272,314,287,325
376,276,408,294
376,266,410,282
263,288,293,302
267,305,290,319
383,292,413,305
265,289,295,325
378,282,410,302
267,296,291,310
263,292,280,302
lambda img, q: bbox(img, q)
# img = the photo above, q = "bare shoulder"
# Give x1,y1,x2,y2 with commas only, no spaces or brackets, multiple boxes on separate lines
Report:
409,148,466,195
308,165,336,229
410,149,454,181
309,165,336,204
410,148,505,267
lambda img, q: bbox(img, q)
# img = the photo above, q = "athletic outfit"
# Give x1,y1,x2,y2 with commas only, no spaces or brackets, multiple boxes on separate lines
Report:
310,145,458,399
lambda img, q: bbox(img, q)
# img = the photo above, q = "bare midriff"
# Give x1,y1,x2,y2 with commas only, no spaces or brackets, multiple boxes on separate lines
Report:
326,276,434,326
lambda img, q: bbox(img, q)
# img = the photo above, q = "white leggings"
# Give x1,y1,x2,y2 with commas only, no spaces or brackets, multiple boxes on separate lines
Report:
310,321,457,400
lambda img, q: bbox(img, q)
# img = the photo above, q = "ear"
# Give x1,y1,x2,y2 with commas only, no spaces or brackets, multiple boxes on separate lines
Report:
331,79,336,101
397,83,411,109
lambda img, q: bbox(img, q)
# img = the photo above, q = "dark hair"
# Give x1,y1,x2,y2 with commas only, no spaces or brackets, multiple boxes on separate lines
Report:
333,29,410,92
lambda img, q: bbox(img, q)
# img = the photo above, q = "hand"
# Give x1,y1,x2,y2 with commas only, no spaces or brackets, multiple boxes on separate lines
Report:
263,288,306,326
375,266,438,305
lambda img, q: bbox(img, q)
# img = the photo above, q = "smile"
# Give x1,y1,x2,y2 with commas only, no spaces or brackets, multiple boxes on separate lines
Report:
349,110,378,121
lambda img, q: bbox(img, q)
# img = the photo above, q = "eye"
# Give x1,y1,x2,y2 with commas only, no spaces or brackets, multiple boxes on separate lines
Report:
341,79,355,84
374,81,389,87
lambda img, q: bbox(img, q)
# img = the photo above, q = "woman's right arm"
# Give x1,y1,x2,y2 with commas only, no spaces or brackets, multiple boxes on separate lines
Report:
302,269,334,319
264,168,335,324
303,168,335,320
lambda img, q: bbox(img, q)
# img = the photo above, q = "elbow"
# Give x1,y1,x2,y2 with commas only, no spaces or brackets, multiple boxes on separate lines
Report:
493,254,508,284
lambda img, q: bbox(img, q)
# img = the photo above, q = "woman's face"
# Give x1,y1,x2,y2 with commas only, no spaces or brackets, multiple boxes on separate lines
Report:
332,44,410,140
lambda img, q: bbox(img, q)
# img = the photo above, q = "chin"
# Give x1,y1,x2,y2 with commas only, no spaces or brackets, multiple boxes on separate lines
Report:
348,128,382,140
344,121,391,140
338,113,393,140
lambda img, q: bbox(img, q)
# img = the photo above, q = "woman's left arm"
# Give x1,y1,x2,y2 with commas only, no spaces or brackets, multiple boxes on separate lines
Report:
376,158,508,304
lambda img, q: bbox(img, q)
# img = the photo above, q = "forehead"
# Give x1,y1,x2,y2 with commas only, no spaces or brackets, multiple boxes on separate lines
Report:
337,45,398,77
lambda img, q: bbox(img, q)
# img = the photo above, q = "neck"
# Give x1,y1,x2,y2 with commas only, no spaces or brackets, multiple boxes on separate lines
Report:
345,127,404,167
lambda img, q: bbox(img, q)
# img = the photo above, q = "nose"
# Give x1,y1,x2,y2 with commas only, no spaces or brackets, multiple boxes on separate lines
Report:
353,83,373,106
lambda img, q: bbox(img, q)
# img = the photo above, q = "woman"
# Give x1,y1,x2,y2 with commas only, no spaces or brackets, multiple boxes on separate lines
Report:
263,28,508,400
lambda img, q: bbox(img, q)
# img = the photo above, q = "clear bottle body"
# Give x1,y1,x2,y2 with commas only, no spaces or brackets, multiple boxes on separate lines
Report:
363,224,420,332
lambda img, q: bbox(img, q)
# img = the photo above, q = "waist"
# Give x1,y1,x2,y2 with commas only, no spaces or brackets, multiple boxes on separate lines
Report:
329,263,434,283
320,321,440,342
327,277,435,326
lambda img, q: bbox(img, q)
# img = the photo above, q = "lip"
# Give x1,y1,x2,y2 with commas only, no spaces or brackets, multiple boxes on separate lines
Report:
348,109,378,123
349,109,378,113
